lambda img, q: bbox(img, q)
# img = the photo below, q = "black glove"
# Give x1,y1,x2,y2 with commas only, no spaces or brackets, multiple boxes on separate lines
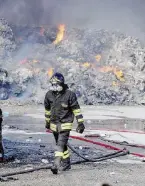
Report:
76,123,85,134
45,121,50,130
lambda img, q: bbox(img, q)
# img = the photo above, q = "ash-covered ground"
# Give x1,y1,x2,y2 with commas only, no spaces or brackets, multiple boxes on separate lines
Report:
1,18,145,106
1,105,145,186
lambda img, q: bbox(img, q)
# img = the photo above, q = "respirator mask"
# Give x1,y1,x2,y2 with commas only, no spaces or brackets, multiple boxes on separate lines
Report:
49,82,63,92
49,72,65,92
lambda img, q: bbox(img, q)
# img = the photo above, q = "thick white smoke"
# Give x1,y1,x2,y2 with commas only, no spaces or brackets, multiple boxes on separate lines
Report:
0,1,145,105
0,0,145,40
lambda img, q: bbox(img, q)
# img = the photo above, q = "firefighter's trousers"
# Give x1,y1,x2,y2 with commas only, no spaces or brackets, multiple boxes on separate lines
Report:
53,131,70,169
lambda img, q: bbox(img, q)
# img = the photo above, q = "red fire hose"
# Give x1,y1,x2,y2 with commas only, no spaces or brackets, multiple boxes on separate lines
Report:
49,129,145,158
88,128,145,134
85,135,145,149
69,134,145,158
82,129,145,155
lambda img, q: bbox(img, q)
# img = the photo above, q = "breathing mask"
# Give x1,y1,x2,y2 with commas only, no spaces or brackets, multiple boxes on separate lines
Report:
49,72,65,92
50,82,63,92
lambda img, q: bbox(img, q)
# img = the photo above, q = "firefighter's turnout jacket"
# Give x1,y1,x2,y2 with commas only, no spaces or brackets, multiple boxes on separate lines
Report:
44,85,84,132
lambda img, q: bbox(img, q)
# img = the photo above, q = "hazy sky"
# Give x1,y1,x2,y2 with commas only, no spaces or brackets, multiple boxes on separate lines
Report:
0,0,145,40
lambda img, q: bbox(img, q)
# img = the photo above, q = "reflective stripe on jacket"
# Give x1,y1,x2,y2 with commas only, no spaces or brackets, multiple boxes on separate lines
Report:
44,85,84,132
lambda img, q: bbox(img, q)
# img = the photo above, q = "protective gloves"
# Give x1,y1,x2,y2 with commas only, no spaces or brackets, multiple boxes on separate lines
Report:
76,123,85,134
45,121,50,130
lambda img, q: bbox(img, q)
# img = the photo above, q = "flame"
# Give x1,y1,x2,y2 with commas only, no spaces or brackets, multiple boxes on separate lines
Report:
99,66,125,81
113,69,125,82
20,58,28,64
48,68,54,77
99,66,113,73
95,54,101,62
112,81,119,86
53,24,65,45
40,27,45,36
82,62,91,68
32,59,39,63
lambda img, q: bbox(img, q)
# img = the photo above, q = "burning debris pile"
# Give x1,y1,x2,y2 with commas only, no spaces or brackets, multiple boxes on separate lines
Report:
1,18,145,105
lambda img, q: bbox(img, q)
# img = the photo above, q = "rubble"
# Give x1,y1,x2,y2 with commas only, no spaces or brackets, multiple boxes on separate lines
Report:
1,18,145,105
0,18,16,59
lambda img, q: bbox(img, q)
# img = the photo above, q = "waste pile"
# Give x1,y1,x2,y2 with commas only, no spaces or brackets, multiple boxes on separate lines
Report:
1,18,145,105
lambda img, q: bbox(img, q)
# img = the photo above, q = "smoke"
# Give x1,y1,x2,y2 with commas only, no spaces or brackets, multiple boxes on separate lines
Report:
0,0,145,40
1,2,145,104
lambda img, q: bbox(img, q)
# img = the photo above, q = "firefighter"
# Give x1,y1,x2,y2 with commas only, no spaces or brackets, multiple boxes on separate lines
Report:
0,108,4,162
44,72,85,174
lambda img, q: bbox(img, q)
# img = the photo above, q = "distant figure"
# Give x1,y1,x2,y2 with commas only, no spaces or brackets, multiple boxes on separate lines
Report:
44,72,85,174
0,108,4,162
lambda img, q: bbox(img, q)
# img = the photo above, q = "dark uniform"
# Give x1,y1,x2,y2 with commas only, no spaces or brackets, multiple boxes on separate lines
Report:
44,72,85,174
0,108,4,161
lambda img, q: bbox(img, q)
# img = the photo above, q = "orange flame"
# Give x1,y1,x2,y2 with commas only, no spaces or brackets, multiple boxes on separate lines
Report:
20,58,28,64
48,68,54,77
99,66,125,81
95,54,101,62
82,62,91,68
99,66,113,73
113,69,125,81
112,81,119,86
53,24,65,44
32,59,39,63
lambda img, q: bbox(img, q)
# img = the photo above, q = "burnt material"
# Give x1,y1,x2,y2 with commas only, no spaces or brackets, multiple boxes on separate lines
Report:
1,18,145,105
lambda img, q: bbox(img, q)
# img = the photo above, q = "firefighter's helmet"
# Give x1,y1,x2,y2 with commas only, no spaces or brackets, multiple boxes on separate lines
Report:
49,72,65,92
50,72,64,84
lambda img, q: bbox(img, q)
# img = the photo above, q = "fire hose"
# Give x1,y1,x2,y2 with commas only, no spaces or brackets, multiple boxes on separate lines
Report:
96,136,145,149
0,141,129,182
67,143,129,163
89,128,145,135
83,132,145,157
71,134,145,158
